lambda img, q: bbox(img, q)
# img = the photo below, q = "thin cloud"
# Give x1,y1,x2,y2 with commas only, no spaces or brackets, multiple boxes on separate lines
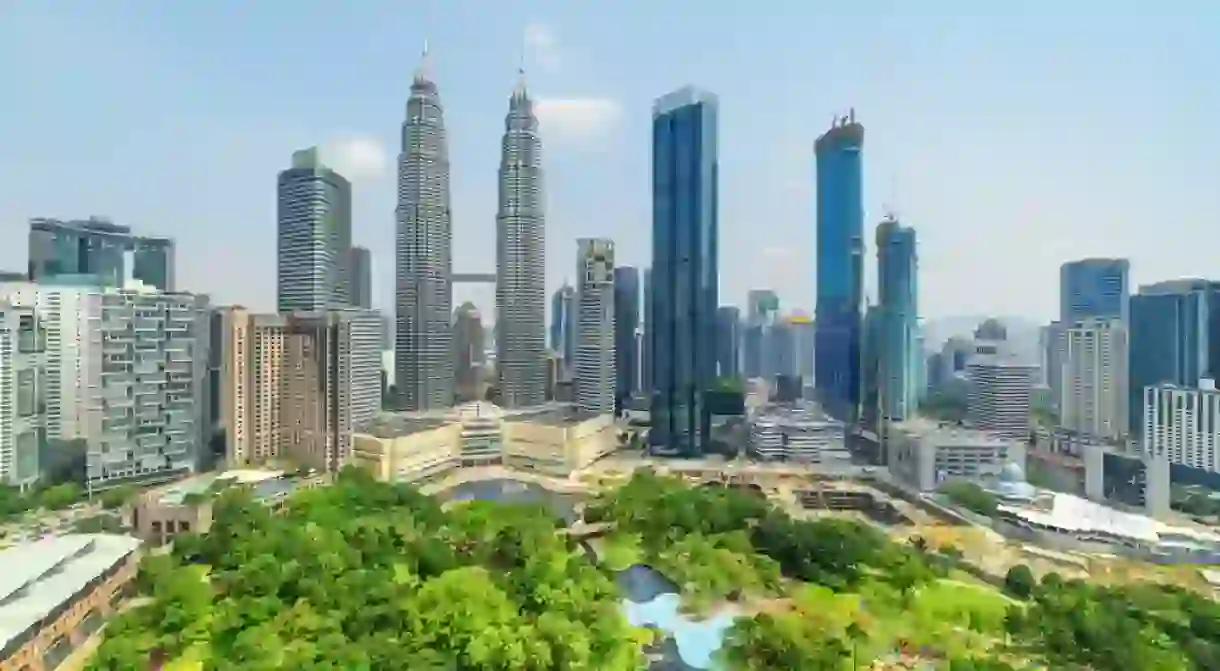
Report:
321,135,388,183
524,22,561,72
534,98,622,146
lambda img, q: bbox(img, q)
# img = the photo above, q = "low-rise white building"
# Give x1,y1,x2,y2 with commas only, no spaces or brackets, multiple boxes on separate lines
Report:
748,403,849,463
887,419,1025,491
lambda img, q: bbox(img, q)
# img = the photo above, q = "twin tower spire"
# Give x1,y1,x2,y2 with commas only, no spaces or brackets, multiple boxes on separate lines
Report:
394,41,546,413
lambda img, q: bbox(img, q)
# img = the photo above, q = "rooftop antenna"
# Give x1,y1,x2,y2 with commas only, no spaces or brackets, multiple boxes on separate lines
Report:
414,39,431,82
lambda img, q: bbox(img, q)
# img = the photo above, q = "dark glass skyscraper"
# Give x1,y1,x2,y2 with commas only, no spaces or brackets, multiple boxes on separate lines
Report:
649,87,719,457
875,216,918,421
715,305,741,379
1060,258,1130,325
613,265,640,407
814,113,865,422
549,284,575,370
1129,280,1216,435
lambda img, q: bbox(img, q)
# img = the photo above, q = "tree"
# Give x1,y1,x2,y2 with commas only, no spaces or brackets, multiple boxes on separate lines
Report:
100,485,136,510
845,620,868,671
1004,564,1035,599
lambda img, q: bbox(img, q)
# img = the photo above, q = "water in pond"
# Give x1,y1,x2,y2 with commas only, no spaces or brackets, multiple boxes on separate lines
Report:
444,478,740,670
442,478,581,524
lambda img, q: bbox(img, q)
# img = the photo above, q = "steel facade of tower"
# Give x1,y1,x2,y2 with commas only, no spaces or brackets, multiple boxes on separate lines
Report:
876,217,918,422
495,75,548,408
395,58,454,410
550,285,576,368
575,239,616,415
814,115,865,423
277,148,352,313
715,305,741,379
649,87,719,457
614,266,641,405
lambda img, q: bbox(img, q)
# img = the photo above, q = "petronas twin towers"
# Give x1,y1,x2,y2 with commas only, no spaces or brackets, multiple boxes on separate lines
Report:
394,48,547,411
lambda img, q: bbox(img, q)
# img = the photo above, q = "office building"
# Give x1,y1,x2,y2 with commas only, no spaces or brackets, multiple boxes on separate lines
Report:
766,317,797,380
748,403,849,463
814,112,865,423
613,265,640,406
550,284,576,370
888,419,1026,491
453,302,485,400
28,216,175,291
715,305,741,379
641,268,653,392
875,216,918,422
1061,318,1129,442
742,323,764,379
281,309,382,472
967,353,1037,439
395,47,454,411
495,70,548,409
346,245,373,309
793,313,815,381
1144,381,1220,475
0,304,45,487
277,147,352,312
860,305,882,428
649,87,719,456
747,289,779,325
1060,258,1130,325
574,239,615,415
1129,280,1215,435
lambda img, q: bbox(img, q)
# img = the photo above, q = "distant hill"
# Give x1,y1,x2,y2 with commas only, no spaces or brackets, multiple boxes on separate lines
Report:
922,315,1042,364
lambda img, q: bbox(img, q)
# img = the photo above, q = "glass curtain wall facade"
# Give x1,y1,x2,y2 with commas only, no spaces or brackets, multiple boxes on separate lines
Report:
613,266,640,407
1060,258,1130,325
649,87,719,457
1129,280,1213,435
876,217,918,422
814,114,865,422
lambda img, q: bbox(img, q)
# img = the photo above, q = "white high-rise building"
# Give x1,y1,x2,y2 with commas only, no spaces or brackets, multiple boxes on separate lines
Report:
574,239,615,415
1061,318,1128,441
496,69,548,408
0,303,46,486
1143,380,1220,474
395,46,454,411
967,353,1036,439
0,282,102,443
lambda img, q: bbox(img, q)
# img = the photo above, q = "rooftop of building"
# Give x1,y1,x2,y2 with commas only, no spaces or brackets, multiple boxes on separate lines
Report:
0,534,141,654
150,468,286,506
363,414,452,439
363,402,599,438
752,402,842,426
1000,493,1220,547
893,418,1016,447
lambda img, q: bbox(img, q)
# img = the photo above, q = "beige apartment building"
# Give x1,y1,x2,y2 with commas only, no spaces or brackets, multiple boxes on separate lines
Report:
215,307,380,473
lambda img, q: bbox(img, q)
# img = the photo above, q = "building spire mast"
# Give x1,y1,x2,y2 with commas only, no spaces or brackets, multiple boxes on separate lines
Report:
414,39,432,84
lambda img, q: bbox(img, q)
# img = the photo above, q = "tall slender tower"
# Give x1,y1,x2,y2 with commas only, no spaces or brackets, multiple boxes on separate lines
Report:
395,45,454,410
650,86,719,457
814,111,865,423
495,69,547,408
576,239,616,415
277,148,352,313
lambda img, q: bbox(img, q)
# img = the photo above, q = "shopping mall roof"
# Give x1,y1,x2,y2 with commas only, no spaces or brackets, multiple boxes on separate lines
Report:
0,534,141,654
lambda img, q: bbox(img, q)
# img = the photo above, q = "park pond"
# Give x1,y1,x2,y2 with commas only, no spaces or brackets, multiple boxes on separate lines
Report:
442,478,740,670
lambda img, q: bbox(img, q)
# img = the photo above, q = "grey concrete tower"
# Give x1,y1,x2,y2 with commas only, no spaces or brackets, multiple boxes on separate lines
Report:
394,45,454,410
495,69,547,408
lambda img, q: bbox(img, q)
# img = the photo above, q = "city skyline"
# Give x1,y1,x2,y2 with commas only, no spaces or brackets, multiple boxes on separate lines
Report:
2,3,1218,322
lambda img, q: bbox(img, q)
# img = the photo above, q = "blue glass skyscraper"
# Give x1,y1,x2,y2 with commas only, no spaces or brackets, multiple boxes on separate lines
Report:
1060,258,1130,325
1129,280,1215,435
876,216,919,421
649,87,719,457
715,305,741,379
614,265,641,407
814,112,865,422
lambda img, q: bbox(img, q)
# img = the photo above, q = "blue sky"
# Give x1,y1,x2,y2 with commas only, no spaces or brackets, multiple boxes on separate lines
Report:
2,2,1217,323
